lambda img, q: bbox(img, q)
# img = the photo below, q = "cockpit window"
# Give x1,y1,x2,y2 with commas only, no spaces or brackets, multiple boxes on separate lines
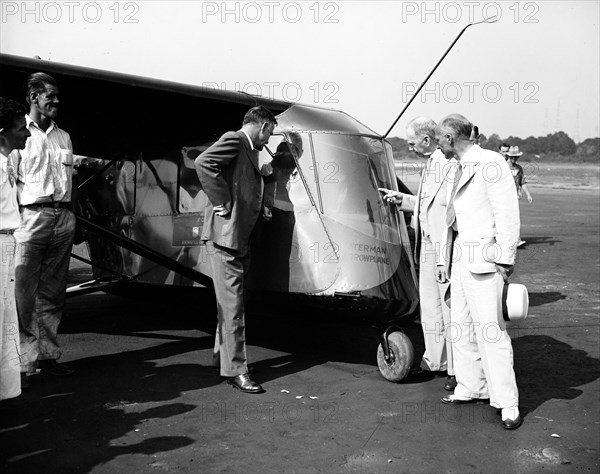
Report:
311,133,401,244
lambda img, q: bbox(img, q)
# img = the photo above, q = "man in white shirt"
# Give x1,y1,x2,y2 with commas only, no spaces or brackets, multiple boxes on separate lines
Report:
0,97,30,400
379,117,456,391
13,73,76,377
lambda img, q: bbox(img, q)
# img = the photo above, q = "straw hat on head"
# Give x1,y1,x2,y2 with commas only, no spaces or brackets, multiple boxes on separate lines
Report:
507,146,523,157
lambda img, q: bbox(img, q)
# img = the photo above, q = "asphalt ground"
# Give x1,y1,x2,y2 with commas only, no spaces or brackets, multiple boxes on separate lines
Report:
1,180,599,473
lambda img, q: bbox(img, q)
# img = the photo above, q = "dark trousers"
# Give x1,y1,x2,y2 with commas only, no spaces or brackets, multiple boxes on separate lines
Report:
210,243,250,377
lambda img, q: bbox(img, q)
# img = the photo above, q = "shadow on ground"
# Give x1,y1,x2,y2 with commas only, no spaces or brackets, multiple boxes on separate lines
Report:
519,236,561,246
0,291,393,474
514,334,600,416
528,291,568,306
2,280,598,473
0,333,214,474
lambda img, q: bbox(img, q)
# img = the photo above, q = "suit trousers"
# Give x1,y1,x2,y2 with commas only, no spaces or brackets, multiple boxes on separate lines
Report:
210,243,250,377
419,237,453,374
450,254,519,409
15,207,76,372
0,234,21,400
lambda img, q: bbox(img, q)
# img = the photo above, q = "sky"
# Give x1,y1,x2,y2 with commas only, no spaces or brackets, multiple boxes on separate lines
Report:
1,0,599,142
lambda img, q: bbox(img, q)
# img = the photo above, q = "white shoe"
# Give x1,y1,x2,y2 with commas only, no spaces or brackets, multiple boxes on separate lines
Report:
517,240,526,247
501,407,520,421
501,406,523,429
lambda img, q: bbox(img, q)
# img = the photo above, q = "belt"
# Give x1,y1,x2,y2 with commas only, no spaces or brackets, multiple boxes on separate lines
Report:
0,229,15,234
22,202,69,209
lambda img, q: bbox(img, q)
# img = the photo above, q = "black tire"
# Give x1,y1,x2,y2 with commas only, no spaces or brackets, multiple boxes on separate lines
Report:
377,331,414,382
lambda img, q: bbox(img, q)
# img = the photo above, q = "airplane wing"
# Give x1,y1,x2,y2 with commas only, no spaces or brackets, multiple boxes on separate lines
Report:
0,53,292,159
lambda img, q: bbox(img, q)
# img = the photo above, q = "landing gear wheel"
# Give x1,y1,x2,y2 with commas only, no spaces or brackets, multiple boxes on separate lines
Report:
377,331,414,382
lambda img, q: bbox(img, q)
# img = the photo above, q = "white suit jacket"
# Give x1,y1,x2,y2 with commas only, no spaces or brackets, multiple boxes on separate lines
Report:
400,149,452,260
438,145,520,275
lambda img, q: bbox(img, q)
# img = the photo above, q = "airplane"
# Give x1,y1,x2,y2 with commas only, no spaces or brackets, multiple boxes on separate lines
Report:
0,52,421,383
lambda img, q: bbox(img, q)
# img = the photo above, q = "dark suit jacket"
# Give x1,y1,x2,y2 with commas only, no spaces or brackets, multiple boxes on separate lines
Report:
195,130,263,252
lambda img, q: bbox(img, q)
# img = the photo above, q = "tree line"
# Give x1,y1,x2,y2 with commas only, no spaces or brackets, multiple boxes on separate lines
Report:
389,132,599,162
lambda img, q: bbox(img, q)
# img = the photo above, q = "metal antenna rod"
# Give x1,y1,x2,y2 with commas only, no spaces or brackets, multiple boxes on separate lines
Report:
382,16,498,139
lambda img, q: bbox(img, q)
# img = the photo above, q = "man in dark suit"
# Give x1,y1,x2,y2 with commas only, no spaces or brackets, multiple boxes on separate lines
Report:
195,106,277,394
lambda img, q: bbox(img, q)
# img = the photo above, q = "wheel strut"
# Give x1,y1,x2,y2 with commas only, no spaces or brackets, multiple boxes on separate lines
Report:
380,325,402,364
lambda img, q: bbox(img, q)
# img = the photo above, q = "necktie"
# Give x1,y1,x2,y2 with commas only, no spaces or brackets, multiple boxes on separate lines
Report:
423,156,433,187
446,162,463,230
418,157,431,200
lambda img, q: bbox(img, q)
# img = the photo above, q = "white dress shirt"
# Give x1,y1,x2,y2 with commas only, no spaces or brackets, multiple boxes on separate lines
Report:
0,152,20,230
241,129,254,150
240,129,264,195
12,115,73,205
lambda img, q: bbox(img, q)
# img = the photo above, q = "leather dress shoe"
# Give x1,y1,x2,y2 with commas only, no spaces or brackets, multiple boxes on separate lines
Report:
444,375,457,391
501,407,523,430
502,415,523,430
441,395,489,405
226,374,265,394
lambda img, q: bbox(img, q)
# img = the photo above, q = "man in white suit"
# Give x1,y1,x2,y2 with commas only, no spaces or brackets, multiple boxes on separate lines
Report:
435,114,522,430
379,117,455,391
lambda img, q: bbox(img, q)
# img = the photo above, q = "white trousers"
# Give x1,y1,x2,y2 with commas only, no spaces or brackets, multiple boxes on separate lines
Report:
450,256,519,409
419,238,453,374
1,233,21,400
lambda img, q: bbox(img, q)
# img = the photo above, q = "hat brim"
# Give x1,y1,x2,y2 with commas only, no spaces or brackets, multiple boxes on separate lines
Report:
507,153,523,157
502,283,529,321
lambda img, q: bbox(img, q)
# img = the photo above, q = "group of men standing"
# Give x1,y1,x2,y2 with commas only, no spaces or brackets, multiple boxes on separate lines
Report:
380,114,523,430
197,107,525,431
1,72,76,404
1,71,524,430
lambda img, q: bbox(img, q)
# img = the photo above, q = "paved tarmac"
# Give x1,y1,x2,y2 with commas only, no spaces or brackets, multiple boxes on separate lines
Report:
1,186,599,474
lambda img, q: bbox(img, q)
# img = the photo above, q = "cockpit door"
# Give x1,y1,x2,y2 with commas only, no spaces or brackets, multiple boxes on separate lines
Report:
249,133,340,294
